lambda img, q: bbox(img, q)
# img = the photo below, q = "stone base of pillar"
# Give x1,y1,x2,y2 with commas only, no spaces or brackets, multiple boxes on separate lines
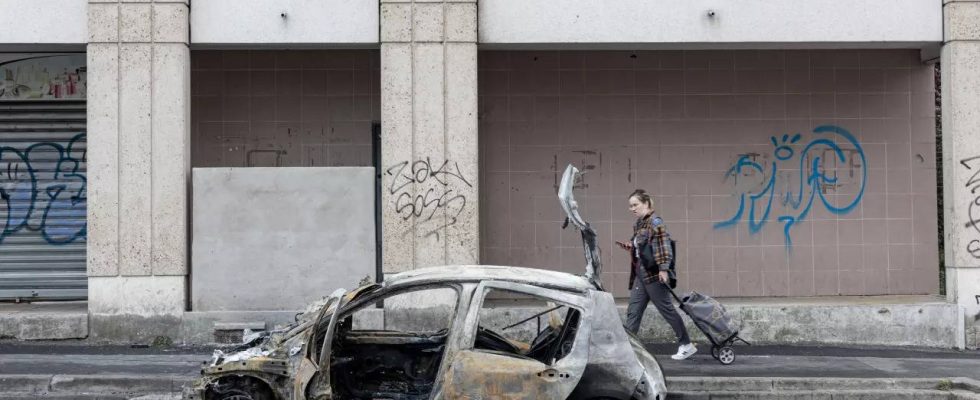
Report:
946,267,980,349
88,313,184,343
87,276,185,342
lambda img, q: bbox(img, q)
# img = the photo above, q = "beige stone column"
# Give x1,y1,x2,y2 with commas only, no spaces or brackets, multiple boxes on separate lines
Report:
942,0,980,349
380,0,479,273
86,0,190,340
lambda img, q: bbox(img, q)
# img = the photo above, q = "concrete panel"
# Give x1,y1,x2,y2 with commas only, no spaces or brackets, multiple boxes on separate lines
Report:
192,167,376,311
445,3,478,43
151,44,190,276
412,3,445,43
381,43,416,274
0,302,88,340
411,43,447,268
946,1,980,42
152,3,189,44
118,43,153,276
0,0,87,45
190,0,378,45
941,42,980,271
941,38,980,348
445,43,479,265
381,4,413,43
86,44,121,277
480,0,942,47
119,4,152,43
88,276,185,315
88,3,119,44
89,313,183,343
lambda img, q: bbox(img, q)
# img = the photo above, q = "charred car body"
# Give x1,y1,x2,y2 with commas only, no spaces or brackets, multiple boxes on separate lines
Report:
188,165,668,400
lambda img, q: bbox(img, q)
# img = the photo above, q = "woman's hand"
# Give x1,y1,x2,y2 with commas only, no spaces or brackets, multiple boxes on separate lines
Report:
658,270,669,283
616,241,633,252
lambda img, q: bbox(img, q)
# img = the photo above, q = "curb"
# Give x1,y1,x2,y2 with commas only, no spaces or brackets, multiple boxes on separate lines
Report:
666,377,980,400
2,374,979,399
0,374,192,397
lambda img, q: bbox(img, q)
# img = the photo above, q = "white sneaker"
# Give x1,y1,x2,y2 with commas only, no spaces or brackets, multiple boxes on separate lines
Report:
671,343,697,360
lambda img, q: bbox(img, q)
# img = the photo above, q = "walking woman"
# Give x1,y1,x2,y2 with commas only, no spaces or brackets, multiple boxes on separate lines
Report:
617,189,697,360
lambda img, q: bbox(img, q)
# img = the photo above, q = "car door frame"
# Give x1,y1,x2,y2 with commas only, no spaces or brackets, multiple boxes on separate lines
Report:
306,282,468,400
433,280,595,399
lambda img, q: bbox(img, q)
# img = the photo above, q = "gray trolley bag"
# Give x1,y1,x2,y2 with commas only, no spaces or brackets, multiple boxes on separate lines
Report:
664,241,749,364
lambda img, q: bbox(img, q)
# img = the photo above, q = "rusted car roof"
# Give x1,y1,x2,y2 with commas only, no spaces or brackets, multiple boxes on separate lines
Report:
382,265,595,292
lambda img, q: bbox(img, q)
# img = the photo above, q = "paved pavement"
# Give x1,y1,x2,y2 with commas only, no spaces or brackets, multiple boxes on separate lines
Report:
646,343,980,380
1,341,978,379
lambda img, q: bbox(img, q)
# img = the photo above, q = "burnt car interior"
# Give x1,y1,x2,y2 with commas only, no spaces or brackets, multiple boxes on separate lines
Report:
474,289,582,366
327,287,458,400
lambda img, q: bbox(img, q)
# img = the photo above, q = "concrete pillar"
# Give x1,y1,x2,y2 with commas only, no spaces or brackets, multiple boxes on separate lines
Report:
380,0,479,273
942,0,980,349
86,0,190,341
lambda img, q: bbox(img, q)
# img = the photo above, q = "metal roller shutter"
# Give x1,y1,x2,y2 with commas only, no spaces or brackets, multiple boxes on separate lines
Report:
0,101,87,301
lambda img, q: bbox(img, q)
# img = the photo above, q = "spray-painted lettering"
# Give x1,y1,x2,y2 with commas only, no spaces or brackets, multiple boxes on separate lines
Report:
0,133,87,245
961,155,980,259
386,158,471,239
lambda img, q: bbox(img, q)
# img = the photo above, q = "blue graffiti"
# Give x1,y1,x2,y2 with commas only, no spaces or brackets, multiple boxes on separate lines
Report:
714,125,866,247
0,133,87,245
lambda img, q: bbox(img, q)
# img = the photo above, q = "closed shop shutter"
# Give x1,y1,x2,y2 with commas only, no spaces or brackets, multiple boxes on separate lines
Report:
0,101,87,301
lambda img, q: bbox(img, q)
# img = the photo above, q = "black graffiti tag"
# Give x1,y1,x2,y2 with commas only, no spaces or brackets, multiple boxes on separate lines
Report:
968,240,980,259
961,156,980,259
385,158,472,239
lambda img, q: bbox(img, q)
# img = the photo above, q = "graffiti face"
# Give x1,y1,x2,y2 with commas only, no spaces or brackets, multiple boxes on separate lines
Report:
714,125,867,247
772,133,801,161
0,134,86,245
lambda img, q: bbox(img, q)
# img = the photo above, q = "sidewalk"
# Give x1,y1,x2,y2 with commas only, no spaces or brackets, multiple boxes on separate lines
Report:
645,343,980,380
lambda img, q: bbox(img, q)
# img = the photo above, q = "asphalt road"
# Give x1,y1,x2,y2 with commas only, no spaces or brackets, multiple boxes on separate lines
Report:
0,342,978,379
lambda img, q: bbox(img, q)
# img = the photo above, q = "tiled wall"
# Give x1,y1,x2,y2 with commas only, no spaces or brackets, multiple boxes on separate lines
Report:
191,50,380,167
478,50,939,298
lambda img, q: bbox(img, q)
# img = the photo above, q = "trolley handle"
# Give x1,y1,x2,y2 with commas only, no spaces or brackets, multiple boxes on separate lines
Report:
662,282,685,305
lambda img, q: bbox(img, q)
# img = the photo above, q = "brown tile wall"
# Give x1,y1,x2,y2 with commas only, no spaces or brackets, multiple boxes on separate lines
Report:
478,50,939,298
191,50,380,167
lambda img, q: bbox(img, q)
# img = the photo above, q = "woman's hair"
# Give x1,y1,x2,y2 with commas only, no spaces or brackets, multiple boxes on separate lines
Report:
629,189,654,209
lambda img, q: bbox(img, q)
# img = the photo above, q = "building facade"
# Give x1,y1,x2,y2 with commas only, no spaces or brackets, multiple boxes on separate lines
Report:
0,0,977,348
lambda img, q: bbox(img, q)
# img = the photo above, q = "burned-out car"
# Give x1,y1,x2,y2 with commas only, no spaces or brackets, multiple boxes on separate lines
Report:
187,165,667,400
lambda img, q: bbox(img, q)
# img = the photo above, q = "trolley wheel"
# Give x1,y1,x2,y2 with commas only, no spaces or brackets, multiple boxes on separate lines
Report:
711,345,720,360
717,346,735,365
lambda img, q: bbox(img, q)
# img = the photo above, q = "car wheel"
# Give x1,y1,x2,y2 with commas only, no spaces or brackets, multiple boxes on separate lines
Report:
206,376,275,400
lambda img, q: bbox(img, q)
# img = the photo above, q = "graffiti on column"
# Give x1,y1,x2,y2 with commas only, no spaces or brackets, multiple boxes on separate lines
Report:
386,158,471,240
0,133,87,245
960,155,980,259
714,125,867,247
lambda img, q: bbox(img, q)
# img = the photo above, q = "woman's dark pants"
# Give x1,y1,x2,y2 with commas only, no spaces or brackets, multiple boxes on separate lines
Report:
625,269,691,345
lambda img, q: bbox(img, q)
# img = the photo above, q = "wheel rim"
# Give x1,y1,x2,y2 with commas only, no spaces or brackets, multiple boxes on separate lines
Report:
719,347,735,364
711,346,720,359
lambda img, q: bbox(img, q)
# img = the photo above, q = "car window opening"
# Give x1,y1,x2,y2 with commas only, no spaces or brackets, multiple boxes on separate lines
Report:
474,289,582,365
